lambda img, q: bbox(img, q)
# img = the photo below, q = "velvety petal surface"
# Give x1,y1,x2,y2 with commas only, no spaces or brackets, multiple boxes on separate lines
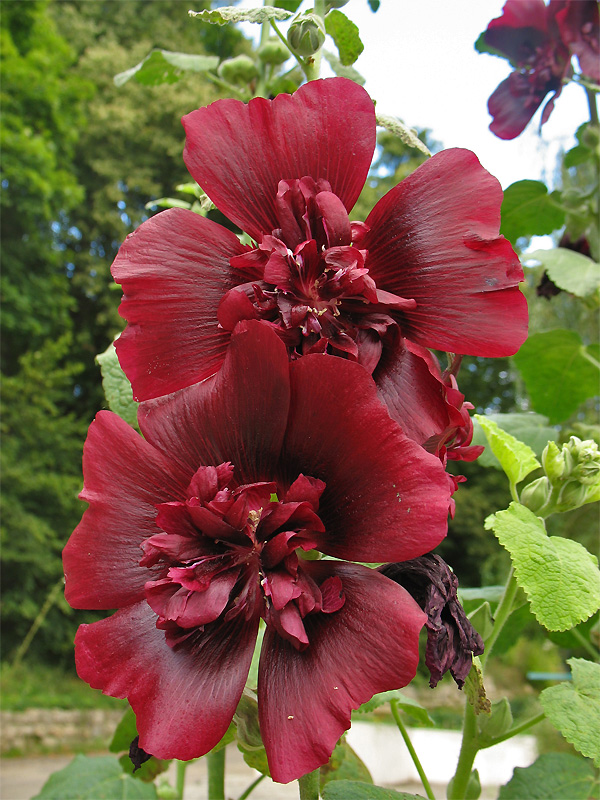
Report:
484,0,549,62
556,0,600,82
362,148,528,356
75,599,259,760
63,412,190,610
112,208,248,401
139,321,290,484
258,562,426,783
182,78,376,242
283,354,451,562
488,73,554,140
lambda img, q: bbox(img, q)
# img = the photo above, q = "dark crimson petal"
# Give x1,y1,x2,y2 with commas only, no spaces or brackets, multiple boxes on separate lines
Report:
284,354,451,562
112,208,248,401
363,148,528,356
75,600,259,760
182,78,376,242
63,412,190,610
138,321,290,484
556,0,600,82
258,562,426,783
484,0,549,63
488,73,555,140
374,337,458,446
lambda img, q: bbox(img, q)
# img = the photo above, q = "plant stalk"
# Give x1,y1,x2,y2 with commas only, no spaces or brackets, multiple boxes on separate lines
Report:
175,760,189,800
390,700,435,800
480,711,546,749
298,768,320,800
481,568,518,668
585,86,599,126
207,748,226,800
447,700,478,800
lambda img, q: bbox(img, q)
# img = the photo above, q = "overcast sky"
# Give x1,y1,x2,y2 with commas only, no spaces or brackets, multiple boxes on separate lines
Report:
236,0,590,189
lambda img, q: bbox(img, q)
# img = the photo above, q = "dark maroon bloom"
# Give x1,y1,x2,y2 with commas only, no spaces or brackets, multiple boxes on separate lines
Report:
112,78,527,444
482,0,599,139
63,321,453,783
380,554,484,689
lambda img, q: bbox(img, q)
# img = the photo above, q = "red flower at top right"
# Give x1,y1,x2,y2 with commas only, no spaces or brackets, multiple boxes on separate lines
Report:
481,0,600,140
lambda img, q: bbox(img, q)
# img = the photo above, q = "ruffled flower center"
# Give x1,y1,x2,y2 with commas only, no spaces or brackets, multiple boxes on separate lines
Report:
140,462,344,651
218,177,416,374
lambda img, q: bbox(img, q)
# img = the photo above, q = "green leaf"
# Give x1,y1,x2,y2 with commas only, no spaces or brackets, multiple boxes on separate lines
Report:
493,601,537,656
96,342,139,429
468,601,494,640
322,50,365,85
500,181,565,244
485,503,600,631
474,416,540,485
275,0,303,11
322,781,425,799
498,753,597,799
513,330,600,424
32,754,158,799
188,7,293,25
540,658,600,765
145,197,192,211
472,413,557,469
478,698,513,743
109,708,137,754
375,114,431,156
464,657,491,715
114,50,219,87
547,610,599,650
324,9,364,66
524,248,600,298
459,586,505,610
320,737,373,789
354,691,434,726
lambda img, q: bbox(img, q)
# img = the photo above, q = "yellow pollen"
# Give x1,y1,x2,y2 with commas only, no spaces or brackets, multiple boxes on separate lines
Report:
287,715,294,720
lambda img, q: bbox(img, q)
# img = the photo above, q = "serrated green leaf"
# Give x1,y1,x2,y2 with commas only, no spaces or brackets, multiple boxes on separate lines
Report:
324,9,363,66
474,416,540,485
96,342,139,428
322,50,365,85
471,413,557,469
513,330,600,424
322,781,425,800
501,180,565,244
114,50,219,87
547,610,599,650
540,658,600,765
524,248,600,297
464,657,491,715
354,691,434,726
375,114,431,156
32,754,158,799
188,7,293,25
498,752,597,799
320,737,373,789
485,503,600,631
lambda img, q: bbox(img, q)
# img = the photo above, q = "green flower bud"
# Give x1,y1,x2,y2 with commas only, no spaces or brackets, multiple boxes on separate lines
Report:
564,437,600,484
555,480,591,513
234,690,263,751
257,38,290,66
287,13,326,57
582,124,600,150
520,476,553,515
542,440,566,484
218,55,259,85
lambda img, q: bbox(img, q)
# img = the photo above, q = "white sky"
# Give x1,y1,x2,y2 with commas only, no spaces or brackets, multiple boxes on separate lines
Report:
236,0,591,189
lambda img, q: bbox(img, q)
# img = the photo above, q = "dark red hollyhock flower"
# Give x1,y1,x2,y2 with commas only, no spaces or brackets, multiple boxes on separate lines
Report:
483,0,599,140
112,78,527,443
380,554,484,689
64,322,452,783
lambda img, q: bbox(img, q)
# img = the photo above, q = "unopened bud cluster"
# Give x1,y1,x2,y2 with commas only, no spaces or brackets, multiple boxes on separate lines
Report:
287,13,326,57
520,437,600,516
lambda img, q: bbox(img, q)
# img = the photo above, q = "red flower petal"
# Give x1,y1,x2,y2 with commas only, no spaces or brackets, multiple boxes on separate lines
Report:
485,0,549,62
111,208,248,401
363,149,528,356
556,0,600,83
63,412,190,610
75,600,259,760
258,562,426,783
182,78,376,242
284,354,451,562
488,73,558,140
138,321,290,483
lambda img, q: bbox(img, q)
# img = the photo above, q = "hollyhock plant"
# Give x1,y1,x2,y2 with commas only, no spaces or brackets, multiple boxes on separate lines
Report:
481,0,600,140
111,77,527,451
63,321,453,783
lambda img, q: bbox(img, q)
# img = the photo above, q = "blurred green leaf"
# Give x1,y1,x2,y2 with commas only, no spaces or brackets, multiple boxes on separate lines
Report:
188,7,293,25
498,753,597,799
475,416,540,485
501,181,565,244
96,342,139,429
320,737,372,789
323,50,365,84
114,49,219,87
524,248,600,298
32,754,157,799
322,782,425,799
325,9,364,65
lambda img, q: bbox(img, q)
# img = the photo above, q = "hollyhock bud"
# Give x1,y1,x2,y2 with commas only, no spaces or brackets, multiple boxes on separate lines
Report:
542,441,566,483
257,39,290,66
520,476,553,515
218,55,259,85
287,13,326,57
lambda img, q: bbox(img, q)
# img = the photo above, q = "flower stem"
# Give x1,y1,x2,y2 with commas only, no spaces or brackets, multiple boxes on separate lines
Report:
175,760,188,800
390,700,435,800
447,700,479,800
207,748,226,800
480,711,546,749
480,567,518,668
571,626,600,661
298,768,320,800
585,86,599,127
237,773,266,800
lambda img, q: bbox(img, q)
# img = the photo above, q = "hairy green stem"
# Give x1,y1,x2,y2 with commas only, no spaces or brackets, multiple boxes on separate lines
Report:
298,768,320,800
480,711,546,749
207,748,226,800
237,773,266,800
585,86,599,126
390,700,435,800
571,627,600,661
175,760,189,800
481,568,518,668
448,701,478,800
